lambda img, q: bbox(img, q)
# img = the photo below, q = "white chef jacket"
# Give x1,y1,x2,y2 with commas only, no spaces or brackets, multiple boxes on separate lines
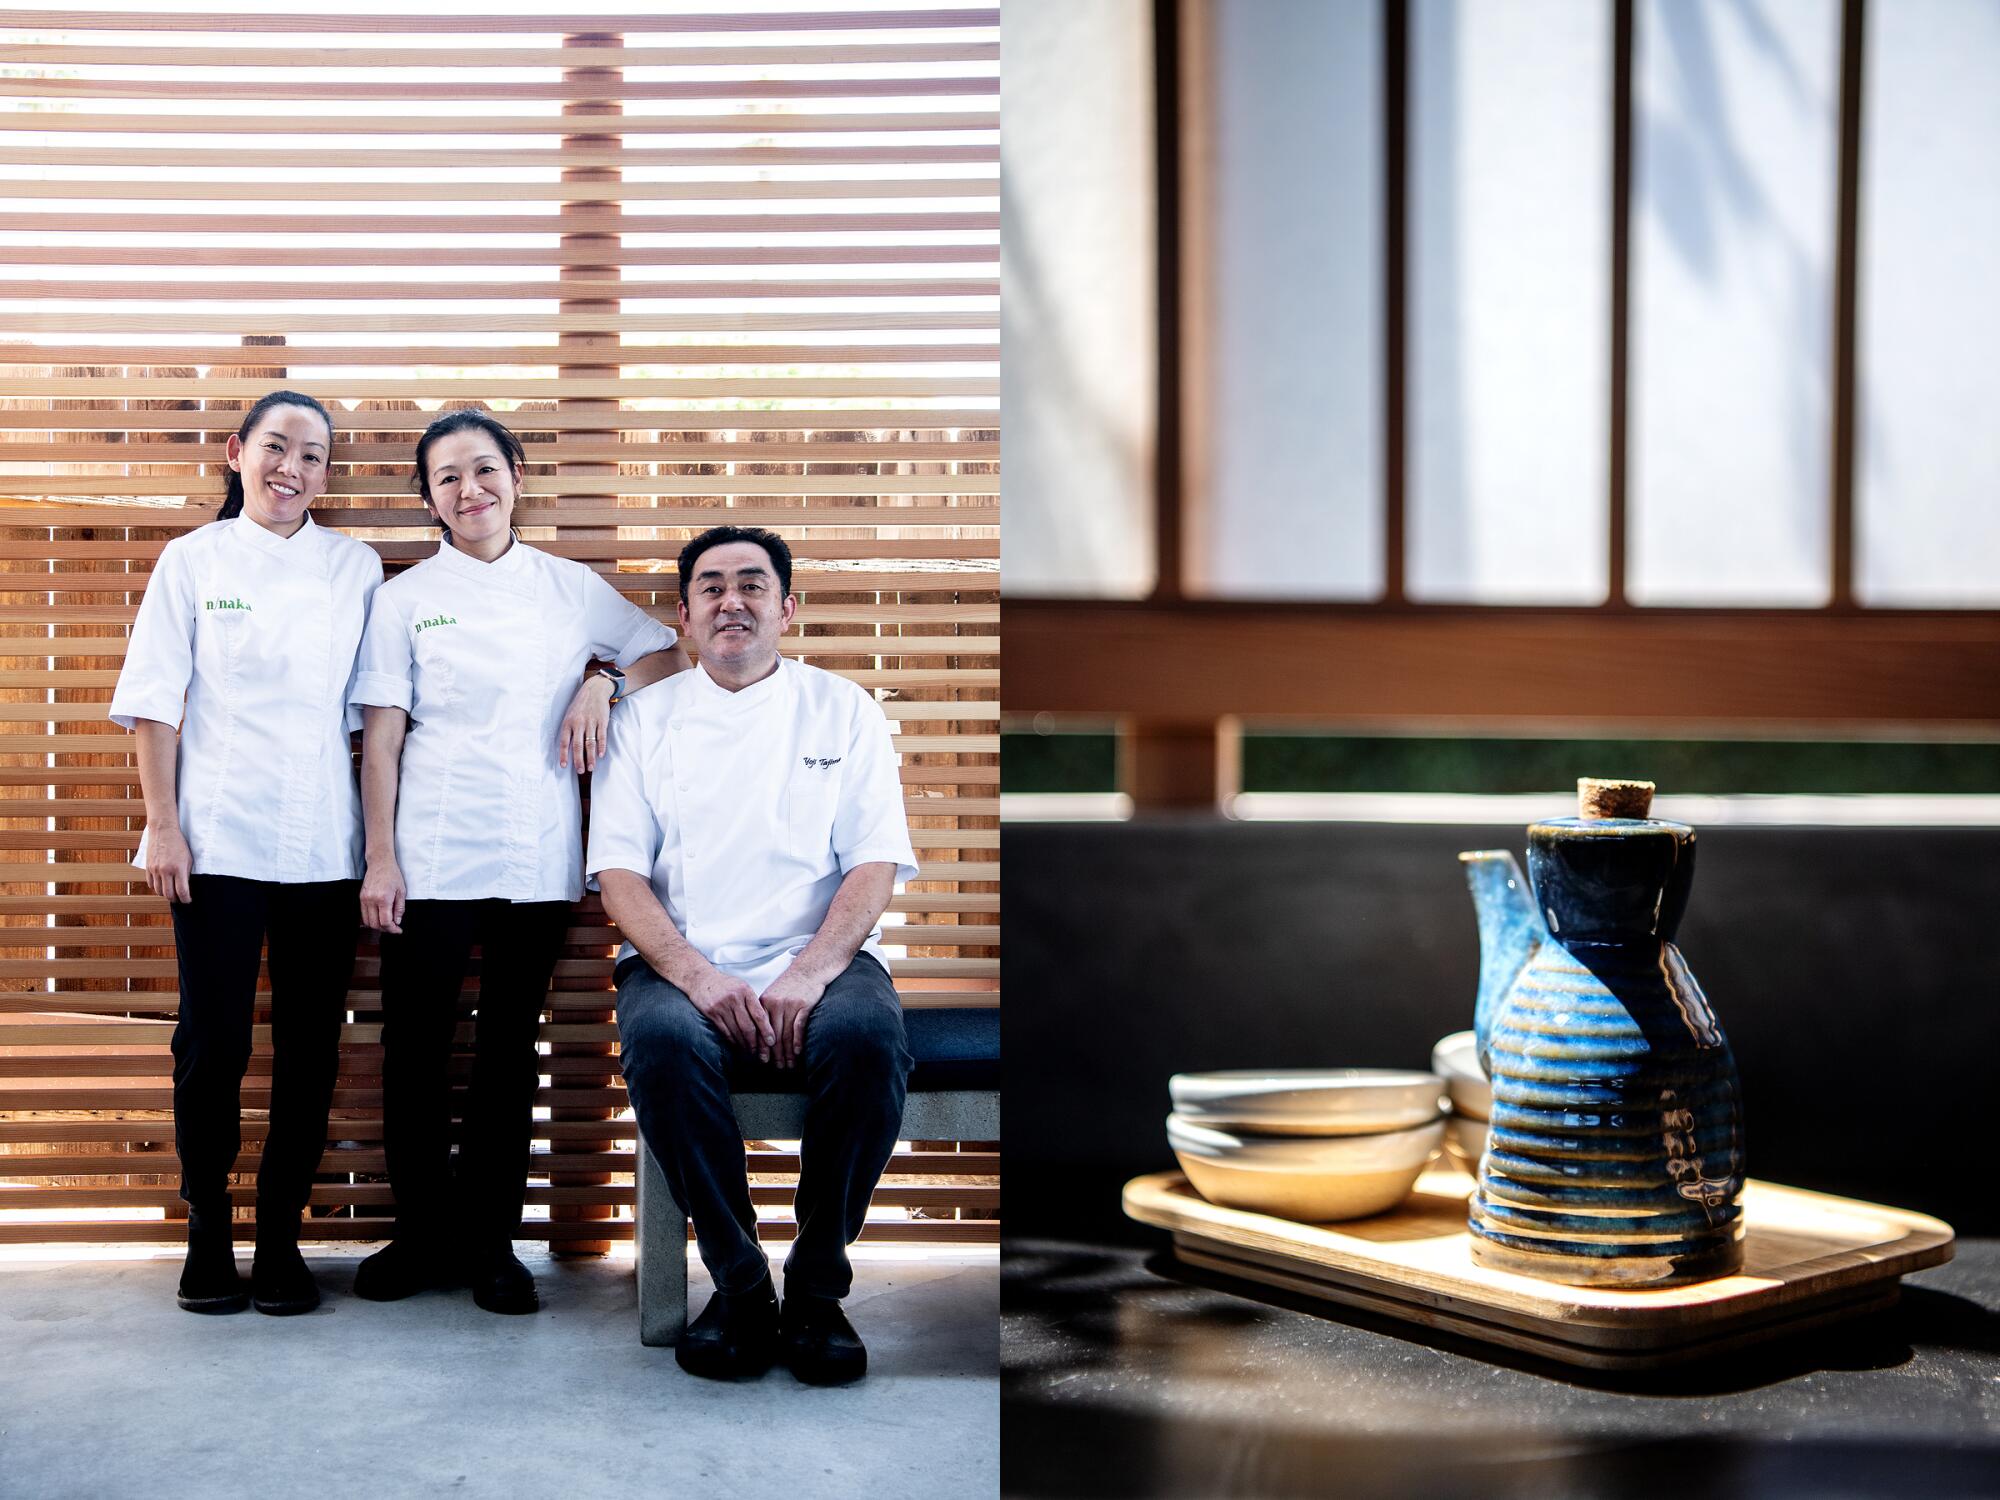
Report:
108,514,384,883
351,539,676,902
585,658,918,996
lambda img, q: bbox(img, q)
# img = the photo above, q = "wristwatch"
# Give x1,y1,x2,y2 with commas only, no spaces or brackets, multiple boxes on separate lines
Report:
593,666,627,704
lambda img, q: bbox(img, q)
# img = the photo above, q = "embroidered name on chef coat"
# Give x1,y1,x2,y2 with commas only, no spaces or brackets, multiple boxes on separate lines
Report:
204,596,251,612
413,614,459,634
802,755,842,770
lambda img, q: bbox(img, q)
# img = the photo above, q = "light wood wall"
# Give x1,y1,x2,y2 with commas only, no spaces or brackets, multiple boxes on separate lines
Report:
0,7,999,1249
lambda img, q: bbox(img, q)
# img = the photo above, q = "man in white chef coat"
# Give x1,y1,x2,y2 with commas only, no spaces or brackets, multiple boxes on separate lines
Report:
587,525,917,1385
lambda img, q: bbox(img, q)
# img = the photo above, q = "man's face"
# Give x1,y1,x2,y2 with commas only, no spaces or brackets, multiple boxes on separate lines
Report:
678,540,796,671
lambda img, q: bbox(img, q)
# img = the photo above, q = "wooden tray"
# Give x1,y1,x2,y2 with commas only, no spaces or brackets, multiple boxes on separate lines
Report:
1123,1168,1955,1371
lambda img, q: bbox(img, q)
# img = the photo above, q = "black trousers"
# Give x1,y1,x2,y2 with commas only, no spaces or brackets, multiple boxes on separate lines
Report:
168,875,362,1234
616,951,912,1301
376,899,570,1247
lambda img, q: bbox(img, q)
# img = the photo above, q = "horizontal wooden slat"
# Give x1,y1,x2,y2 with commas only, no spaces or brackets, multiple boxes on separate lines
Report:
0,921,997,949
0,78,999,103
0,674,999,694
0,1150,997,1177
0,603,1001,628
0,9,999,34
2,206,996,233
0,341,995,369
0,377,998,400
0,504,997,529
5,478,997,502
0,703,1000,730
0,278,998,301
0,889,998,915
0,1220,999,1247
0,145,1000,171
3,42,997,68
1,179,993,205
0,409,998,434
0,990,999,1016
1006,602,2000,734
0,313,999,337
0,243,999,268
0,638,1001,662
0,109,999,136
0,535,996,562
0,857,998,884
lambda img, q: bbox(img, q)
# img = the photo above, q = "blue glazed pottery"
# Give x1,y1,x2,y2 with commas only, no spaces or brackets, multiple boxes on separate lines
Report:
1468,791,1747,1288
1459,849,1546,1077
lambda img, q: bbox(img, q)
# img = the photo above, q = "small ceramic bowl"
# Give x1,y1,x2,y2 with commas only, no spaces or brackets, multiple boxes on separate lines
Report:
1168,1069,1448,1137
1431,1031,1491,1122
1443,1112,1489,1173
1166,1113,1447,1222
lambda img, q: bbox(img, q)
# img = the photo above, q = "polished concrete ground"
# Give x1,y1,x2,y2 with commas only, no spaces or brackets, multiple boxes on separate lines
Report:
0,1245,997,1499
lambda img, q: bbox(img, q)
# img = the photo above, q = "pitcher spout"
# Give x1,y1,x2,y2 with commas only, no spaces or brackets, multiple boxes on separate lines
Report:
1459,849,1546,1073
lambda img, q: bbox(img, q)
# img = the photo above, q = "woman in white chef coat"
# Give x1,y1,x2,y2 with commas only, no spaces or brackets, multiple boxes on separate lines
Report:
108,389,383,1318
349,408,689,1315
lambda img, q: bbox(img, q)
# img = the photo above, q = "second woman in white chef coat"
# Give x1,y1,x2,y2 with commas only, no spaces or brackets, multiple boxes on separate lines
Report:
349,408,689,1314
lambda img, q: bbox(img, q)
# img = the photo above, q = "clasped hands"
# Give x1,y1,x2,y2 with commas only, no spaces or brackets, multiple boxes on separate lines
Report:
688,965,825,1069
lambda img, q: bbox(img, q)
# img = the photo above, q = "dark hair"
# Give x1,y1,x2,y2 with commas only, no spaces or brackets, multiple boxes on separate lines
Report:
218,390,334,520
412,408,527,536
676,525,793,604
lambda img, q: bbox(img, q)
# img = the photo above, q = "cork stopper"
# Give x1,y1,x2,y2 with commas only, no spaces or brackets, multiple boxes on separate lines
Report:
1578,777,1654,820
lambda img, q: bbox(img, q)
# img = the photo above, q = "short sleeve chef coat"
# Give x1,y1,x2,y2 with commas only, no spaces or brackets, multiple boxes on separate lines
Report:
351,538,677,903
584,658,918,996
107,513,385,883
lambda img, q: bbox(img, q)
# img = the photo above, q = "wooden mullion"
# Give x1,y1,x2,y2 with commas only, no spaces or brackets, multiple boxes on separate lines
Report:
1829,0,1866,609
1381,0,1409,606
1607,0,1633,608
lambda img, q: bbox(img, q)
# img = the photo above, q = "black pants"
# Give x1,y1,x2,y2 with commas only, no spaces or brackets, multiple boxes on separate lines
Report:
376,899,570,1248
169,875,362,1236
616,951,912,1301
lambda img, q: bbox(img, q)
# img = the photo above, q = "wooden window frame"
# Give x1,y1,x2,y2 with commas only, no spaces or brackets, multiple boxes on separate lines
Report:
1005,0,2000,807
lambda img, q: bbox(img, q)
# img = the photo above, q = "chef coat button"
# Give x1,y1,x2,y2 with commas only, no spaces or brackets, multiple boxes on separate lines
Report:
677,782,689,793
686,849,697,860
671,720,683,732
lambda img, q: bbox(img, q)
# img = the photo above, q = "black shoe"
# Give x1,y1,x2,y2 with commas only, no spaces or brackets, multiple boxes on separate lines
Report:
781,1293,868,1386
352,1236,446,1303
470,1246,539,1316
250,1240,321,1317
176,1212,247,1314
675,1279,780,1380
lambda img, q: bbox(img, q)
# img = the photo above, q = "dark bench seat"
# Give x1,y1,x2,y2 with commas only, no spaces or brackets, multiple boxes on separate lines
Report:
634,1006,1000,1345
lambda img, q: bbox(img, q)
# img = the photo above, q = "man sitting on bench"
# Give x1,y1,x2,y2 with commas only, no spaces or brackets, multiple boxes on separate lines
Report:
588,524,917,1386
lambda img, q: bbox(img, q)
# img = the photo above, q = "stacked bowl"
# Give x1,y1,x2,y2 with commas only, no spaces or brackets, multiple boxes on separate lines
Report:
1431,1031,1492,1172
1166,1070,1448,1223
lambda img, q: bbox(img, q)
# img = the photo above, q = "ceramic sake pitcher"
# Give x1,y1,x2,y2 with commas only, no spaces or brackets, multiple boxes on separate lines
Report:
1459,848,1546,1077
1468,780,1747,1288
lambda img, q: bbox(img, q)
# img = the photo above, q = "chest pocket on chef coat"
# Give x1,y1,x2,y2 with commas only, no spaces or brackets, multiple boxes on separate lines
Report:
787,760,843,861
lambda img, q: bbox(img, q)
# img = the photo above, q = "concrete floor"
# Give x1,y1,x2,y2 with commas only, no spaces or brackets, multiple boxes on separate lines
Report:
0,1246,998,1499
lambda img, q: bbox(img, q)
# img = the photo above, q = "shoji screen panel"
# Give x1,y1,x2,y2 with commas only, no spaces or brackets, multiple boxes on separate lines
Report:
0,5,997,1247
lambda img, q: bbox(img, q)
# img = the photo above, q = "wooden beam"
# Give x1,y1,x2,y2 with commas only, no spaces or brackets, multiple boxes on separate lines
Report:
1005,601,2000,734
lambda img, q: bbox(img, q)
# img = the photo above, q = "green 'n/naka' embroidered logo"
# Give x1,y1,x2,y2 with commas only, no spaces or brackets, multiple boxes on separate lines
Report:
204,596,250,612
413,614,459,635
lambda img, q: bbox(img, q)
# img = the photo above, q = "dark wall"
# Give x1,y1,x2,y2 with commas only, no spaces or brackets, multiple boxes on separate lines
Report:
1003,819,2000,1238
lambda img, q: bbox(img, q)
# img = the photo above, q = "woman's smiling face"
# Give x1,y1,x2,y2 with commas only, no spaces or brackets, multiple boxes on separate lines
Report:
423,428,521,557
226,404,330,537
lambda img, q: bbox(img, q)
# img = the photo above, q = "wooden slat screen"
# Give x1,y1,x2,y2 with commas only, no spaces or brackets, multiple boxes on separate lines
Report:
0,6,999,1249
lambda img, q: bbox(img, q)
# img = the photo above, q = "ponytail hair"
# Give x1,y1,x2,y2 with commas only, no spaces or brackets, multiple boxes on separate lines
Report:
219,390,335,520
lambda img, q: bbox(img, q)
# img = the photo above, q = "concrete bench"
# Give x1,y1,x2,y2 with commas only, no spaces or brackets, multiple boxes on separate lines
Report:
634,1007,1001,1346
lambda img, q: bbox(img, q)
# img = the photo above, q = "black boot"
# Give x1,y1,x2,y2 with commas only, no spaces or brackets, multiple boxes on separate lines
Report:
676,1276,780,1380
176,1209,247,1314
781,1293,868,1386
353,1235,447,1302
250,1222,320,1316
470,1243,539,1316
